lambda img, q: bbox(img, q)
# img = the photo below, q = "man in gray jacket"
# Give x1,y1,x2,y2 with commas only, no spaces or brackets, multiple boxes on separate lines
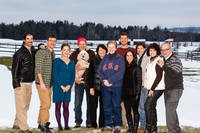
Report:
157,43,183,133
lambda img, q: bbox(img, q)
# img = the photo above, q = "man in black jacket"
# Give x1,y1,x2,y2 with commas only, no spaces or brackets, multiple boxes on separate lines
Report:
11,32,35,133
157,43,183,133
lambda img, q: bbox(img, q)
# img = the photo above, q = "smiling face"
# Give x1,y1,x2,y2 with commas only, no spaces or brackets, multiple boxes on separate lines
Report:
161,43,172,58
126,51,134,64
137,45,145,56
108,43,117,54
79,41,87,51
61,46,70,57
47,37,56,50
120,35,128,46
98,47,107,59
24,34,33,48
149,48,157,57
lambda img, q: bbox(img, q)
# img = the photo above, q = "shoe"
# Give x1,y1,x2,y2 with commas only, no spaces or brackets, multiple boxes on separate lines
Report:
86,124,92,128
101,126,113,132
38,122,53,133
114,126,121,133
58,127,63,131
64,127,71,130
20,129,32,133
12,125,20,129
74,123,81,128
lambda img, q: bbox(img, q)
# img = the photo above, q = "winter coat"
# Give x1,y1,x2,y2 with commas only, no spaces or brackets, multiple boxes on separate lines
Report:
11,45,35,88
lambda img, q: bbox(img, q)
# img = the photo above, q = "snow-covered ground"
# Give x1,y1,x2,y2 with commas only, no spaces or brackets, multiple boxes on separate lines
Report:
0,59,200,128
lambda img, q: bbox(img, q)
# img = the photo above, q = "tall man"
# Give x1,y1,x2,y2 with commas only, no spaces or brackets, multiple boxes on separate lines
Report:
70,37,95,128
11,32,35,133
157,43,183,133
35,35,57,133
117,32,136,128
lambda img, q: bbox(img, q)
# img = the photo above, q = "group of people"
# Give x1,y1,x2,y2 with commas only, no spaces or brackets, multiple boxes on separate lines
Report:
11,32,183,133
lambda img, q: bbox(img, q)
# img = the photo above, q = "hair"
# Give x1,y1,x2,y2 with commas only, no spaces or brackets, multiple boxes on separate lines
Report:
120,32,129,38
61,43,71,51
47,34,57,40
146,43,161,56
136,43,146,49
124,50,136,64
96,44,108,56
38,43,45,49
23,32,33,40
107,40,117,48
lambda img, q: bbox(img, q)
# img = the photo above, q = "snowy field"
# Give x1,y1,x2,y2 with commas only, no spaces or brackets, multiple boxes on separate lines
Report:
0,39,200,128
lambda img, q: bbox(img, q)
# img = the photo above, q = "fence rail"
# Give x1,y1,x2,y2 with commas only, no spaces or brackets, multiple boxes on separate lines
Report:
0,43,200,61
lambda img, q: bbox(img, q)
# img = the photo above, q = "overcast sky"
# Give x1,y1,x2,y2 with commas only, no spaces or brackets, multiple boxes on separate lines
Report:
0,0,199,28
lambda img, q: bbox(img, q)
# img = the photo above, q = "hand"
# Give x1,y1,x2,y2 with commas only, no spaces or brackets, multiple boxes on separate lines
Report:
135,95,140,101
61,85,65,92
65,85,71,92
75,78,81,84
157,60,164,68
90,88,95,96
40,82,47,91
15,87,21,90
148,90,154,96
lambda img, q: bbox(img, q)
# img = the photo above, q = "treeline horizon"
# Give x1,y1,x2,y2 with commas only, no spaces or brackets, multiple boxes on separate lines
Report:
0,20,200,41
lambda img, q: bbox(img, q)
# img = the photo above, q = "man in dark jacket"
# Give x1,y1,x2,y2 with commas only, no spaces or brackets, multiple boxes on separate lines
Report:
157,43,183,133
11,32,35,133
70,37,95,128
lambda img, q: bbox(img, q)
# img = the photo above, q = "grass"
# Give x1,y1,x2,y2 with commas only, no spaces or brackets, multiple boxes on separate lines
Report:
0,126,200,133
0,56,12,71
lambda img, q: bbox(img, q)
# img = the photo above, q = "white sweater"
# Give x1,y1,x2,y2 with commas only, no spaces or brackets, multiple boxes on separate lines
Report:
146,56,165,90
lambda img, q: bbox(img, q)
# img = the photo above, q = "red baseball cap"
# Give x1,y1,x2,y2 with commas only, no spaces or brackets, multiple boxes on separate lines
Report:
77,37,87,46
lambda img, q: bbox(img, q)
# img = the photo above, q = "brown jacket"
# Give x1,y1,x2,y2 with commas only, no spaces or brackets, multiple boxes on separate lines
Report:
70,48,95,83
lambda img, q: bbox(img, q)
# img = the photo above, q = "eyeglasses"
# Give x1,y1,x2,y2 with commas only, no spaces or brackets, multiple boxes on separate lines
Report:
161,48,170,52
48,40,57,43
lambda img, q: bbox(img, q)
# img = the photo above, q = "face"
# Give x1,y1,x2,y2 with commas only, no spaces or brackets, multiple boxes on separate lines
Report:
108,43,117,54
161,44,172,58
149,48,157,57
120,35,128,46
61,46,70,57
79,41,87,51
126,51,134,64
24,35,33,48
98,47,106,58
137,45,145,56
47,37,56,50
39,45,45,49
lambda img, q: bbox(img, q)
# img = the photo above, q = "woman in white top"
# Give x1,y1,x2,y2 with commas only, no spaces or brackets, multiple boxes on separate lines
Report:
144,43,165,133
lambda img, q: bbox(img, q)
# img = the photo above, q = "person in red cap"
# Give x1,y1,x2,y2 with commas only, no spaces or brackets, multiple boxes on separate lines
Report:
70,37,95,128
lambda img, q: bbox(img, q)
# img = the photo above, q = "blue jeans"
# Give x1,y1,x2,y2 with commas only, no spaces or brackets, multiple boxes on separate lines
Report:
102,86,122,127
138,86,148,127
74,83,91,125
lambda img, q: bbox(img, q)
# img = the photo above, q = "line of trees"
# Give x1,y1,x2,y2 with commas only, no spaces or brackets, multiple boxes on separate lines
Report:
0,20,200,41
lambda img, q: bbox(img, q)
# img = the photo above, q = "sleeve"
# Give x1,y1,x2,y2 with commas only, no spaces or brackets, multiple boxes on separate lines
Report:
88,59,95,88
35,50,44,75
135,66,142,95
163,57,182,74
98,58,105,82
53,59,62,87
11,52,21,88
69,61,75,88
107,58,125,84
150,64,163,91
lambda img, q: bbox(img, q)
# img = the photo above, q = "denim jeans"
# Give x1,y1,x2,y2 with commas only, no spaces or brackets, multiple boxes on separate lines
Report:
102,86,122,127
74,83,91,125
138,86,148,127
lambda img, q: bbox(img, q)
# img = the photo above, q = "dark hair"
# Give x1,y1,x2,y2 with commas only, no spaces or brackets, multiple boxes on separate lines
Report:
146,43,161,56
23,32,33,40
38,43,45,49
96,44,108,56
124,50,136,64
120,32,128,38
47,34,57,40
61,43,71,51
136,43,146,49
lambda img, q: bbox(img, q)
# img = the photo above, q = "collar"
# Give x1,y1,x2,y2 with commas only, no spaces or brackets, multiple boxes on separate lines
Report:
165,52,172,60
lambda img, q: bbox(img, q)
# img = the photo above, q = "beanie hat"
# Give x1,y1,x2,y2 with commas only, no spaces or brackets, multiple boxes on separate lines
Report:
77,37,87,46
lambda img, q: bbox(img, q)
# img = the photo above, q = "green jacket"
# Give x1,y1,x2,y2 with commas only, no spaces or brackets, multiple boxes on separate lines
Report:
35,47,55,88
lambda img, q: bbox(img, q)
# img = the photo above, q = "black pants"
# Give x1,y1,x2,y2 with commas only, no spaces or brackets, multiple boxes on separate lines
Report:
124,96,140,127
145,90,164,128
89,90,104,128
